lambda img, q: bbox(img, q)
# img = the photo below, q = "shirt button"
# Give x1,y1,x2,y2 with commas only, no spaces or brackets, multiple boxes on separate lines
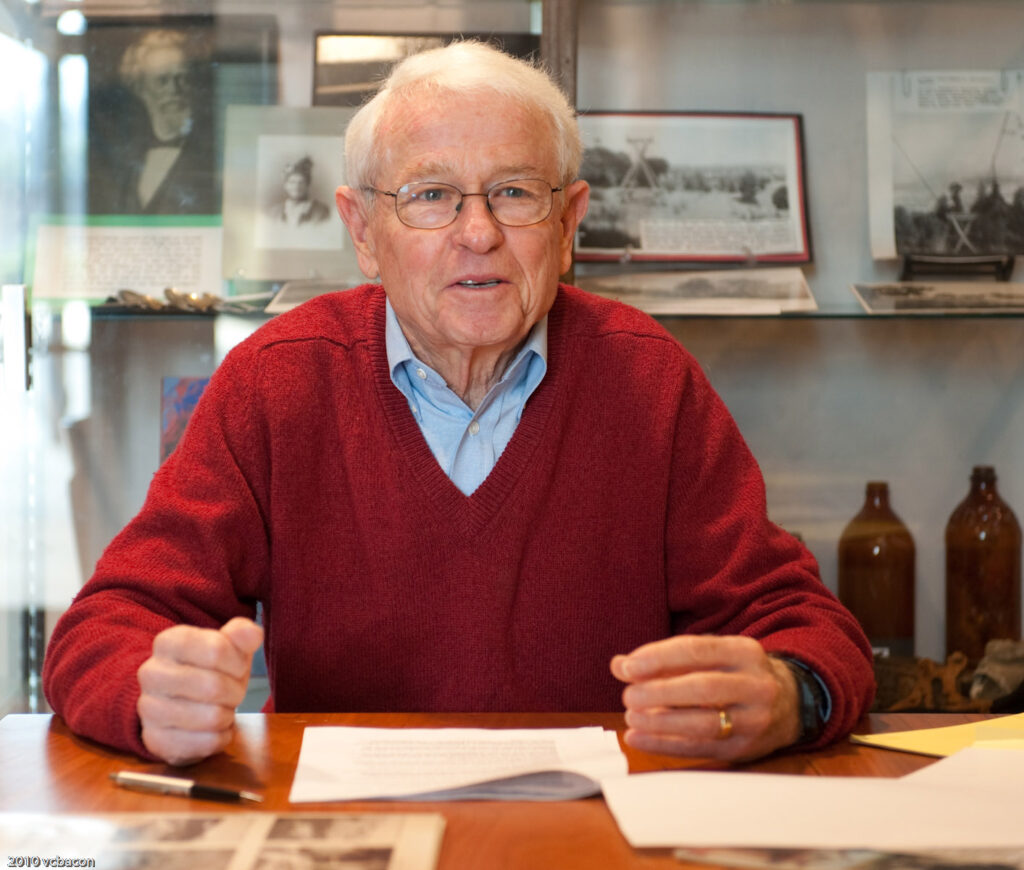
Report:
416,367,427,380
468,421,480,436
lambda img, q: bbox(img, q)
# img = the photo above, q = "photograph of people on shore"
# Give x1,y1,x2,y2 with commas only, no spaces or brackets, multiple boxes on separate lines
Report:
868,69,1024,260
576,112,811,264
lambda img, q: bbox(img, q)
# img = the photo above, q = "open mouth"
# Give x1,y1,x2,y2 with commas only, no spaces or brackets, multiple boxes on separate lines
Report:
456,279,502,288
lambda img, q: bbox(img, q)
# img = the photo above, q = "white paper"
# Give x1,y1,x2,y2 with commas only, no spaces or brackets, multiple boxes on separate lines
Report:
866,72,897,259
289,726,627,803
32,223,223,301
265,278,346,313
601,770,1024,850
900,745,1024,800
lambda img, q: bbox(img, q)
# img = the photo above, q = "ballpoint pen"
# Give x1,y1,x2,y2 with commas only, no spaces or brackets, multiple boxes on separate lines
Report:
110,771,263,803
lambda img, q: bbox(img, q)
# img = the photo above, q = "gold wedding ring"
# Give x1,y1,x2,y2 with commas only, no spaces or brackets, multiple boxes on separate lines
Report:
716,708,733,740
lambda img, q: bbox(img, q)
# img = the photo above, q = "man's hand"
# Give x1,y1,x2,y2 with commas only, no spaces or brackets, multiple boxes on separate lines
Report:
137,617,264,765
610,635,801,761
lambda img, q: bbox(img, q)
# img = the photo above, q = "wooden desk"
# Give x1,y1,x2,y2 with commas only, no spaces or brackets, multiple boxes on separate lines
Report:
0,712,984,869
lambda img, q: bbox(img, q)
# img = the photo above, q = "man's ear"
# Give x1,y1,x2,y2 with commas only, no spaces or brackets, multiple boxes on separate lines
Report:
558,179,590,276
335,185,381,280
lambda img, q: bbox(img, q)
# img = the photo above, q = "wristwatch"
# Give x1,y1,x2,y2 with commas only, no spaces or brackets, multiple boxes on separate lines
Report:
779,657,828,745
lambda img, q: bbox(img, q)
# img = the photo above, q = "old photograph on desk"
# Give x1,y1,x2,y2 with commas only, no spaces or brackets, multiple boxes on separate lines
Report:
0,812,446,870
673,846,1024,870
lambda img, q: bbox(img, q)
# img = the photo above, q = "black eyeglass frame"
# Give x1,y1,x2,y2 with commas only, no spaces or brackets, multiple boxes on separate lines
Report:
364,178,564,229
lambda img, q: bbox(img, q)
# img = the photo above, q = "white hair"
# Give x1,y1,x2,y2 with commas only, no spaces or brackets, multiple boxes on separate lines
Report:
344,40,581,192
119,30,192,90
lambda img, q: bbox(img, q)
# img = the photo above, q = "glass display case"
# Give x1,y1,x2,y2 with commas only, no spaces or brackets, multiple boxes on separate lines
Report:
3,0,1024,715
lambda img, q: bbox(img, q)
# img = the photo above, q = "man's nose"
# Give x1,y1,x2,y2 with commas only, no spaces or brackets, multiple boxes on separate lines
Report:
157,72,188,94
452,193,503,250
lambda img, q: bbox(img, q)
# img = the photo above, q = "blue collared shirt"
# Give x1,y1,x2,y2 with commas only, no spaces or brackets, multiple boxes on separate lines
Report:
385,300,548,495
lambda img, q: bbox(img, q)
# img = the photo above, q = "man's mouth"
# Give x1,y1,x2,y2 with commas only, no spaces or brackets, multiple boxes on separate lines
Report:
456,279,502,288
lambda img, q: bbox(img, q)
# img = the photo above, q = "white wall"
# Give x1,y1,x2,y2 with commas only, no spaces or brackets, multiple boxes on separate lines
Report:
575,1,1024,660
666,317,1024,662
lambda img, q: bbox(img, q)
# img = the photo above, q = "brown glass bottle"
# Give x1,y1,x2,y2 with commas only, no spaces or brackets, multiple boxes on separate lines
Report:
838,481,915,657
945,465,1021,664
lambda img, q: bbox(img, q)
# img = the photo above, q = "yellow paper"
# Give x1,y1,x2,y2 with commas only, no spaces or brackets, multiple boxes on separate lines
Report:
850,712,1024,757
975,738,1024,750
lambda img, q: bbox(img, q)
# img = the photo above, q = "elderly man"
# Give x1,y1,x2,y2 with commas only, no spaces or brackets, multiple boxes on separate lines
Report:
44,41,873,767
89,28,214,214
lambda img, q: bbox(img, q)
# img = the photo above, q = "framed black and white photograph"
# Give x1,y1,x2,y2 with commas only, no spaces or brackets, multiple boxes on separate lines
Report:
868,69,1024,260
81,14,278,217
222,105,363,283
312,32,539,107
576,111,812,264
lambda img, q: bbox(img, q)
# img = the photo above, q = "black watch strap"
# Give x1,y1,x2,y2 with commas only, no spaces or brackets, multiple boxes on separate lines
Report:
779,658,828,745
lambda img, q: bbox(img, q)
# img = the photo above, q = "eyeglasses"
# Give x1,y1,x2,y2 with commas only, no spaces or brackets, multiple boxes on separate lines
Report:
365,178,563,229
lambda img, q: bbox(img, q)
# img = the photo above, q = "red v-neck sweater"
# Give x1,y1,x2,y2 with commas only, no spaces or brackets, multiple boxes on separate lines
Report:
44,284,873,758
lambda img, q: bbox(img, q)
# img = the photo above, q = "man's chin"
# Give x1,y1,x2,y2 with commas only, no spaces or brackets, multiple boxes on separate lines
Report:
444,320,529,356
152,107,192,139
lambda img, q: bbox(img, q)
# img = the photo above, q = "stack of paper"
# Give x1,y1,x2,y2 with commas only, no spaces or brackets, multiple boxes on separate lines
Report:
289,726,627,802
602,713,1024,852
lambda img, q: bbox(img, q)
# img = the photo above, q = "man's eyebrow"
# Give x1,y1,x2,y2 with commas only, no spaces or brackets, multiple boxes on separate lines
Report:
399,163,544,184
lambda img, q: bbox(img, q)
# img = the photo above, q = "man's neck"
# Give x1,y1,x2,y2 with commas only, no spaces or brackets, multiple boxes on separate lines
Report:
411,340,523,411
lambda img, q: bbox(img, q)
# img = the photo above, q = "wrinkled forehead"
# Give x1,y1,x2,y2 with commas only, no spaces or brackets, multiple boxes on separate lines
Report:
140,45,188,75
374,88,558,182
